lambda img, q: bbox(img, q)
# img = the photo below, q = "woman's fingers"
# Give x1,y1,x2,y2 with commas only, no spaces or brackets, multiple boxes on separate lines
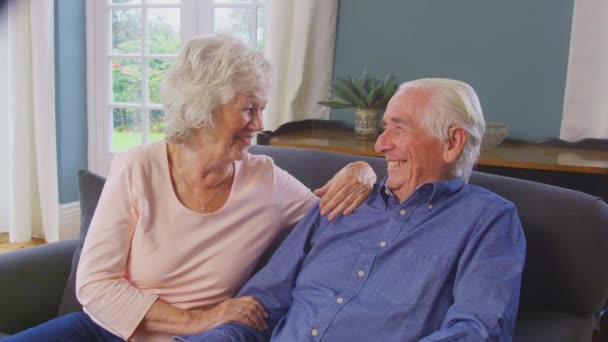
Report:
209,298,267,332
236,304,267,332
239,296,268,318
232,297,268,331
319,181,371,220
316,161,376,219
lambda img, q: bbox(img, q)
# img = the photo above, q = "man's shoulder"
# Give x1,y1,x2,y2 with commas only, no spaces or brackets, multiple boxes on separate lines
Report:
463,183,515,208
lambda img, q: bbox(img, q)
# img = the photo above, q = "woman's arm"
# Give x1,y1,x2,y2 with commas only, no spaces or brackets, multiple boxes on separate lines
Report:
273,160,376,228
139,296,268,335
314,161,377,220
76,154,158,339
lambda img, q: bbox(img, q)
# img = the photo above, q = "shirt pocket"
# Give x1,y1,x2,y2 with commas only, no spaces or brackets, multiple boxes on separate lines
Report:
373,251,450,307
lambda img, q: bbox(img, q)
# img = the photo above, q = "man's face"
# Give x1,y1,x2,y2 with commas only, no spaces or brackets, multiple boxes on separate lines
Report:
374,87,450,202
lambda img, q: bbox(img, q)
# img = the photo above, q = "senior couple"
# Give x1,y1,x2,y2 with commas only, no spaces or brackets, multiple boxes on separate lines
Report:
6,34,525,341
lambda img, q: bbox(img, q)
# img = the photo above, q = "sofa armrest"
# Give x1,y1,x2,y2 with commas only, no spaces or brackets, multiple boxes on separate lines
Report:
514,310,593,342
0,239,77,334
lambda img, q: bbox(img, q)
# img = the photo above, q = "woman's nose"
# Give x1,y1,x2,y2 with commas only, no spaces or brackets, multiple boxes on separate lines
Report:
250,111,264,131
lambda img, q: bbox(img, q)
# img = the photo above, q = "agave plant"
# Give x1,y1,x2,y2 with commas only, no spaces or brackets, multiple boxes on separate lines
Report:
319,68,398,110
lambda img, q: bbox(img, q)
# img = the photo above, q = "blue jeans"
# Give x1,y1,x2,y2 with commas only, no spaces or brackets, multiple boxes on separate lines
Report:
2,312,124,341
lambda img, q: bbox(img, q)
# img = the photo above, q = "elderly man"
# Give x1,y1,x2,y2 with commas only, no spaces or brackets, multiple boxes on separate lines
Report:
180,78,526,341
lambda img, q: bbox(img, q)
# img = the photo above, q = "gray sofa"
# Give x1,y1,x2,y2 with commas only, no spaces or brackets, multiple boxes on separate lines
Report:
1,145,607,341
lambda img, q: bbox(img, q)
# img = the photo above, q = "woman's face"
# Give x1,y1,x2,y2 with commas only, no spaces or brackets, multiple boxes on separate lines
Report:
211,92,267,161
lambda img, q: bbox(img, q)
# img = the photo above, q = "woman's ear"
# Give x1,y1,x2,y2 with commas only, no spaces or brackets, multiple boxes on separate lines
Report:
443,125,466,164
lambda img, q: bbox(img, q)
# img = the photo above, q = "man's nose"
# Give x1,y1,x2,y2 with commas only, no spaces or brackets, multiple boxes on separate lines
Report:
375,129,393,153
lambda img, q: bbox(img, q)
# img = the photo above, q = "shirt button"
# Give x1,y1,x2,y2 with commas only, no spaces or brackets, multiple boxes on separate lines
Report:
428,204,433,209
358,270,365,277
400,209,407,216
336,297,344,304
384,188,390,195
311,328,319,336
379,241,387,247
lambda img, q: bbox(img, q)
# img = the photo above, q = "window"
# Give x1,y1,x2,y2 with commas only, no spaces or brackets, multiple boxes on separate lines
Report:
87,0,265,175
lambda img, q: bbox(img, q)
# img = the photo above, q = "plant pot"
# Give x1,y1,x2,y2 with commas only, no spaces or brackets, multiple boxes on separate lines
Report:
354,108,379,141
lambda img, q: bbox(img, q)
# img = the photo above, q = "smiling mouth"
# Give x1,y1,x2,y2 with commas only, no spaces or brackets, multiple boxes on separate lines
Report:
387,160,405,168
237,136,253,145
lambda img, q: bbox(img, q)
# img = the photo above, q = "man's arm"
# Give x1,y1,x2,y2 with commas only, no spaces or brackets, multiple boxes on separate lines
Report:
177,206,324,342
420,202,526,342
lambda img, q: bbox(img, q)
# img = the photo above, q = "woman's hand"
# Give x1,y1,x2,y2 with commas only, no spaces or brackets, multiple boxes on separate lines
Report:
313,161,376,221
194,296,269,333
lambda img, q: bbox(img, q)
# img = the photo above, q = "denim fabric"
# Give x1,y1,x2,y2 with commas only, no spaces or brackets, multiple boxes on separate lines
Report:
3,312,123,342
182,178,526,342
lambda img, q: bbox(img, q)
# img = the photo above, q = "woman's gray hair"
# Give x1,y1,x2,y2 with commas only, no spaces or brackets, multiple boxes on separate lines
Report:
400,78,486,183
160,34,272,143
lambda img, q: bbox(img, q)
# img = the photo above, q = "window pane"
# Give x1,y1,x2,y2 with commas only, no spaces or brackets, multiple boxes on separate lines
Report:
148,8,181,54
214,8,251,44
146,0,180,4
112,59,142,103
148,59,173,104
112,108,142,151
112,8,142,53
150,110,166,142
214,0,251,3
256,7,264,51
112,0,141,4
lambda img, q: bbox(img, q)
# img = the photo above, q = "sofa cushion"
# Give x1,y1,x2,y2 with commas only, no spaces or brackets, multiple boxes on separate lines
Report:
57,170,106,316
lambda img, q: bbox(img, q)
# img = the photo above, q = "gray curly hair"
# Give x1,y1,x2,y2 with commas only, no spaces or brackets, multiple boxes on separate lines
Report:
399,78,486,183
160,34,272,143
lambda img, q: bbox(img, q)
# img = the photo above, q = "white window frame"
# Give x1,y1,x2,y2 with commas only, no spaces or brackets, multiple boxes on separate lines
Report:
86,0,265,176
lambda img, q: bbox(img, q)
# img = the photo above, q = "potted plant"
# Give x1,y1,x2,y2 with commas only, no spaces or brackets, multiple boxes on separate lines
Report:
319,68,398,140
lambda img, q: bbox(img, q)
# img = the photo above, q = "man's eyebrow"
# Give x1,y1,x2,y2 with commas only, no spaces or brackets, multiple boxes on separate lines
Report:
390,117,407,125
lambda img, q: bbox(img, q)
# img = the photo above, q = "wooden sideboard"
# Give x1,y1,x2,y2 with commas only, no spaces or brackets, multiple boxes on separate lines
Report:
264,127,608,199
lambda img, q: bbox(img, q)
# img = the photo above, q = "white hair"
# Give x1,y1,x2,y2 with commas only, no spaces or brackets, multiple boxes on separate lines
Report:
160,34,272,143
399,78,486,183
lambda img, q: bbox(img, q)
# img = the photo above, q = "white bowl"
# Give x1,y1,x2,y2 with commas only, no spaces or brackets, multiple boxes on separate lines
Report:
481,122,510,150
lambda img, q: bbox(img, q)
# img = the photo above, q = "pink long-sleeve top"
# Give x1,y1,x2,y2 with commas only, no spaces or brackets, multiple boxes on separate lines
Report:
75,141,317,341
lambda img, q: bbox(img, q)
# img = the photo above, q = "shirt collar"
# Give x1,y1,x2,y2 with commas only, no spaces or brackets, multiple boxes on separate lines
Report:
378,177,465,207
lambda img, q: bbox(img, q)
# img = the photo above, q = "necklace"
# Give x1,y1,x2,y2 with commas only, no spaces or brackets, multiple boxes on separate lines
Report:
177,144,233,212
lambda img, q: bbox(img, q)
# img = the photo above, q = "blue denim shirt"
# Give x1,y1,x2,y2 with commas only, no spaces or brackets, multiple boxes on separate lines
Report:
180,178,526,342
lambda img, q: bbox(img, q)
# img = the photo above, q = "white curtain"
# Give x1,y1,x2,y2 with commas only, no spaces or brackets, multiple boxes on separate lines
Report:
263,0,338,131
7,0,60,243
561,0,608,141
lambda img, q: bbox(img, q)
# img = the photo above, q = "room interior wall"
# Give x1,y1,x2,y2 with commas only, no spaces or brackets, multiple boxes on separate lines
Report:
330,0,574,141
54,0,88,204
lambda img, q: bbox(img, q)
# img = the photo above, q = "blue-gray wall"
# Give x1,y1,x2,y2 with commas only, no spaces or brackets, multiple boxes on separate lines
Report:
55,0,87,204
331,0,574,140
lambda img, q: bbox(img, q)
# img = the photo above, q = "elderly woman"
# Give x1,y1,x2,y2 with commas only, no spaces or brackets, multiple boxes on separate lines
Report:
5,35,375,341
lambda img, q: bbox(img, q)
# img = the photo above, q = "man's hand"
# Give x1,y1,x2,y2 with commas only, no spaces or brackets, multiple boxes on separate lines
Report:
314,161,376,221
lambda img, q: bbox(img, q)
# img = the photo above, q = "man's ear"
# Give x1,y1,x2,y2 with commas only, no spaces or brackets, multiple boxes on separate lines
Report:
443,126,466,164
